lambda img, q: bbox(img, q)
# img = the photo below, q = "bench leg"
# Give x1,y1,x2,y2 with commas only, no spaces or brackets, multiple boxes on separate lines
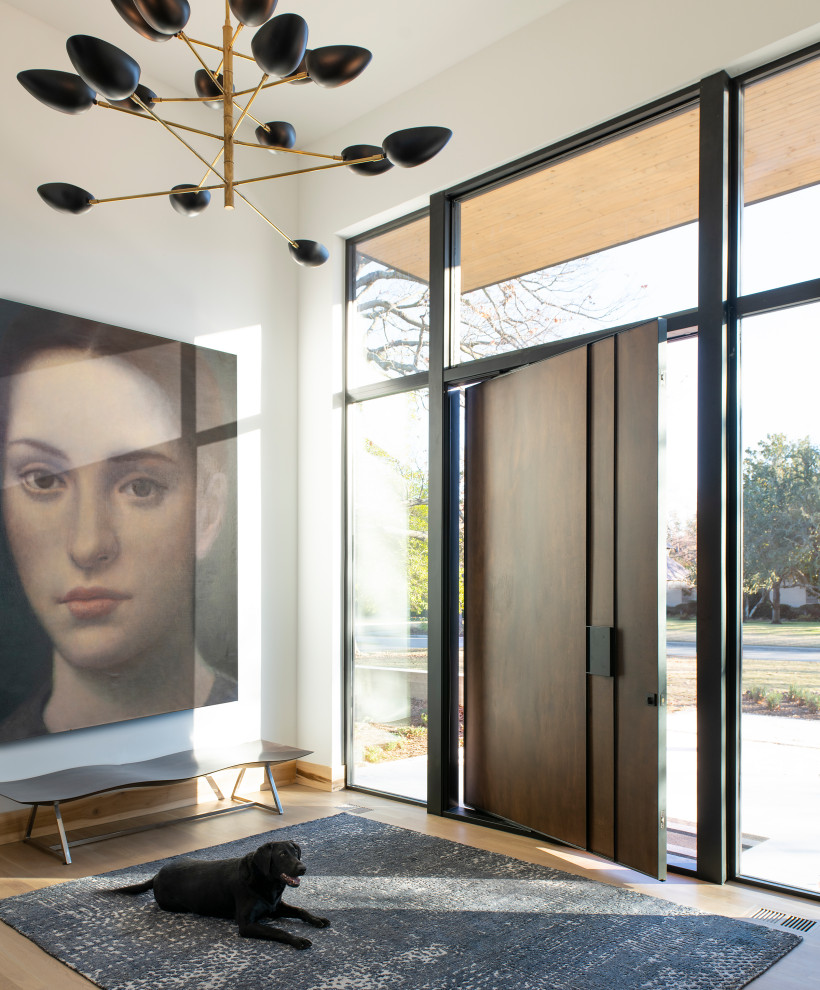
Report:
230,767,247,801
204,774,226,801
229,765,282,814
53,802,72,865
264,762,283,815
24,804,38,840
23,803,71,864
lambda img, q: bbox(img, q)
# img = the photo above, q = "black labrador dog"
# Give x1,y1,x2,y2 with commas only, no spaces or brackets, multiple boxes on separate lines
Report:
111,839,329,948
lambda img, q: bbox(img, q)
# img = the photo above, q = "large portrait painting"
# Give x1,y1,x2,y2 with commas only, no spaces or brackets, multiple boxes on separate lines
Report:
0,299,238,742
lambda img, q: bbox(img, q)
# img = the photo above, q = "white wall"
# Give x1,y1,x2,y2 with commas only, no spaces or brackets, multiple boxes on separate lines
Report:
0,3,299,800
295,0,820,770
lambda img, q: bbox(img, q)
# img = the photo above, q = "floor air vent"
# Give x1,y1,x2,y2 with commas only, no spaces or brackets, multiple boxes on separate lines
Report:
751,907,816,932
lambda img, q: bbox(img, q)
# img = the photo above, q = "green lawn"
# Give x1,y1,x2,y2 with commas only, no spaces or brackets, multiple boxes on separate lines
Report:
667,656,820,709
741,658,820,694
668,617,820,711
668,616,820,648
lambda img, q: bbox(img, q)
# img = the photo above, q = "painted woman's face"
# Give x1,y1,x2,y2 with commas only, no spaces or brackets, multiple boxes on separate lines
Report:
1,348,198,671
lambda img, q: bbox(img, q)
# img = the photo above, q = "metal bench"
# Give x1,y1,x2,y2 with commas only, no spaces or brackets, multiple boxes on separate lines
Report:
0,739,311,864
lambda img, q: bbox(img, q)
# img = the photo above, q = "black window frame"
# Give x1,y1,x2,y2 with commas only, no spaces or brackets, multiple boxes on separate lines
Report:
344,39,820,901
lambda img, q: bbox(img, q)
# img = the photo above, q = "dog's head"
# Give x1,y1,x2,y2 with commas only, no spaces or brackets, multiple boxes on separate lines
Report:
250,840,306,889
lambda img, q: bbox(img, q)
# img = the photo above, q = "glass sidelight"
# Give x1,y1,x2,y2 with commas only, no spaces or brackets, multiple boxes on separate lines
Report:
348,389,430,800
665,334,698,869
738,51,820,896
739,306,820,894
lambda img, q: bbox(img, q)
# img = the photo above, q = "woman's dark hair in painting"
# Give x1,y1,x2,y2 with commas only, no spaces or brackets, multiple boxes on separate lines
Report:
0,300,238,742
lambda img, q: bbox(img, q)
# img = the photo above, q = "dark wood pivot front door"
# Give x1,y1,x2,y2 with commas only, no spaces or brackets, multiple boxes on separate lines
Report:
464,320,667,879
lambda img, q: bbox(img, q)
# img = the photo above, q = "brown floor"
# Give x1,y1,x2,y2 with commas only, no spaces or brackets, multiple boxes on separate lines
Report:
0,783,817,989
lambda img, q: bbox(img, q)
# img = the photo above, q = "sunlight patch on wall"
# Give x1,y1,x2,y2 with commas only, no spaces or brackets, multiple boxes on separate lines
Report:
192,325,262,743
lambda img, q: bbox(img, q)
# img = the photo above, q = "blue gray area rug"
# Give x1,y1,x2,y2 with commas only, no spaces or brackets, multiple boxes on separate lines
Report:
0,813,801,990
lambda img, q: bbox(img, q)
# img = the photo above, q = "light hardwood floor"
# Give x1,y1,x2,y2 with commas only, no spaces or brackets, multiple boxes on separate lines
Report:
0,783,817,989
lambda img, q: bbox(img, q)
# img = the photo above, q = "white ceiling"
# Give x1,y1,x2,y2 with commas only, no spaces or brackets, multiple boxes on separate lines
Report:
9,0,570,145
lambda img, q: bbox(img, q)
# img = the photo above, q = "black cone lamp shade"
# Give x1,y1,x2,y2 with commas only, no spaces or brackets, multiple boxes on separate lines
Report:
251,13,308,77
307,46,371,88
229,0,278,27
255,121,296,151
37,182,94,215
110,83,158,112
289,240,329,267
133,0,190,35
195,69,233,109
383,126,452,167
17,70,96,115
67,35,140,102
169,184,211,216
110,0,174,42
285,52,312,84
342,144,394,176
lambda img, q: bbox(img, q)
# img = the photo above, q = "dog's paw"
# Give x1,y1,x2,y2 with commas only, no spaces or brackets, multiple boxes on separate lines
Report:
290,936,313,950
309,916,331,928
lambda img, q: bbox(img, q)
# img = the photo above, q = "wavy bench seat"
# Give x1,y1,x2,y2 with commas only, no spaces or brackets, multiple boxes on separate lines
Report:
0,739,311,864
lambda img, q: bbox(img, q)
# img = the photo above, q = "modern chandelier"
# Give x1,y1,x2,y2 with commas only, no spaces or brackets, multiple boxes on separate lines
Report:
17,0,453,266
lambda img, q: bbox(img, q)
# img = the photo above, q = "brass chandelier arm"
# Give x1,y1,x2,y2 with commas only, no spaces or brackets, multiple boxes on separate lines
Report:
130,92,298,248
99,106,347,166
178,28,269,134
179,30,222,81
89,182,225,206
96,101,385,169
217,24,243,74
151,93,233,104
96,101,223,141
232,74,268,137
131,93,231,183
86,180,297,250
231,102,267,133
216,23,240,72
199,148,228,188
196,69,269,191
178,26,244,76
233,139,344,161
232,188,298,245
235,73,308,97
232,155,385,186
180,35,257,63
200,128,357,189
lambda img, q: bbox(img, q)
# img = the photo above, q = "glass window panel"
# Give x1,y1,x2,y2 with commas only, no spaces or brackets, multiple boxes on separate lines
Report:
739,305,820,894
348,216,430,387
455,107,699,364
743,56,820,294
349,389,429,799
665,335,698,869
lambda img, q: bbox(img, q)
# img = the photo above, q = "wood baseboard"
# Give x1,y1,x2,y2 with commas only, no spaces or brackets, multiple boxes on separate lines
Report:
0,761,298,846
295,761,346,791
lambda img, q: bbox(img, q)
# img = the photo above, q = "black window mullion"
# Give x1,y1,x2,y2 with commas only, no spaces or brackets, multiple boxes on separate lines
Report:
726,71,742,883
696,70,732,885
736,277,820,318
346,372,430,405
427,190,456,815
